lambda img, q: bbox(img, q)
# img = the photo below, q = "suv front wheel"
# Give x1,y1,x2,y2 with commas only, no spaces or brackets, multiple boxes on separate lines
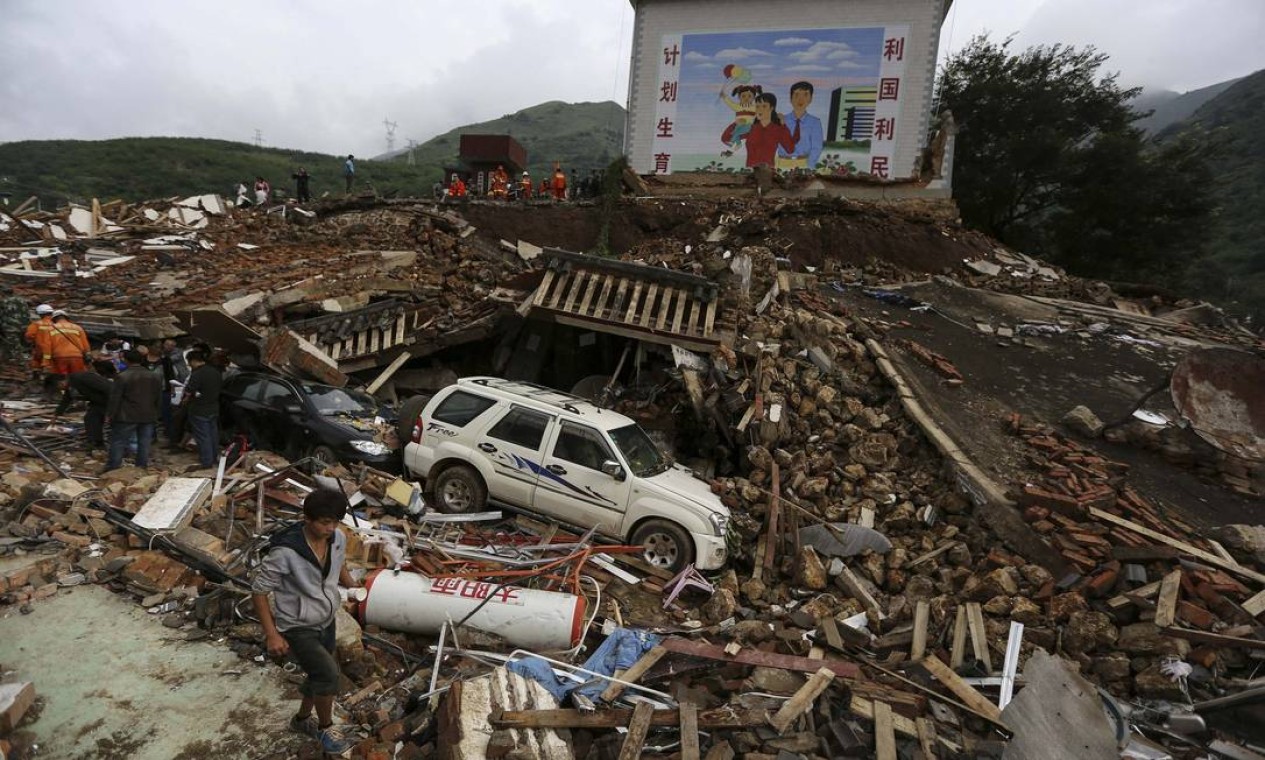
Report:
432,465,487,513
631,519,693,574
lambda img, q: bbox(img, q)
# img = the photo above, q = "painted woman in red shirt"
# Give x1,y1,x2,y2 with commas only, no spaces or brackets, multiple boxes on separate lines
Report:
744,93,794,169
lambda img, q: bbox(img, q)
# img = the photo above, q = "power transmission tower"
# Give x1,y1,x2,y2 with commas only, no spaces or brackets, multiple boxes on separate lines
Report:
383,118,398,154
406,139,418,166
253,129,263,147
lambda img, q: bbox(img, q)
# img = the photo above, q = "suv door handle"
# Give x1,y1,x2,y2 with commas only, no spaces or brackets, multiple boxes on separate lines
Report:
477,442,497,453
547,464,567,475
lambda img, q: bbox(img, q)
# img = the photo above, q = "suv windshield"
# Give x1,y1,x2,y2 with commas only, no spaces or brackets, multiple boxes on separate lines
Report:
303,384,378,416
609,424,668,477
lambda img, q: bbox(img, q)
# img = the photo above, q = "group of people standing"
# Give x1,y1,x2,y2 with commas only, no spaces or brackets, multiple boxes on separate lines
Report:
233,154,357,207
26,303,227,473
445,163,606,202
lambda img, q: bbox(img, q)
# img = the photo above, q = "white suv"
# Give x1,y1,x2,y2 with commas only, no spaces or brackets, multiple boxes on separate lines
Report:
401,377,730,572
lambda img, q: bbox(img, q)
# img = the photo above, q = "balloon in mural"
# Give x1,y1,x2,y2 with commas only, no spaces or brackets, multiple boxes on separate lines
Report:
722,63,752,83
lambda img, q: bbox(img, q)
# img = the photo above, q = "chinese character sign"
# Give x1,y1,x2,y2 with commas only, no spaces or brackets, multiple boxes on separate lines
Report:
651,32,684,175
650,25,909,178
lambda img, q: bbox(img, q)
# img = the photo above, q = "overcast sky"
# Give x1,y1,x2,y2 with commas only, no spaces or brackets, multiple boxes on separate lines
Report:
1,0,1261,157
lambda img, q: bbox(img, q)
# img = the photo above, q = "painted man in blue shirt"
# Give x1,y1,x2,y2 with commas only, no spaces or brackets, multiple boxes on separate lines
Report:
777,81,824,172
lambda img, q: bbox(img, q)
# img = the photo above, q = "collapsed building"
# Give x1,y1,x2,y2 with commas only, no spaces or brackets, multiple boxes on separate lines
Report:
1,184,1264,760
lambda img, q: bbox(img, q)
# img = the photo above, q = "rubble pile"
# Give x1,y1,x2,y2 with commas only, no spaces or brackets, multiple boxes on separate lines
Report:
3,192,1265,759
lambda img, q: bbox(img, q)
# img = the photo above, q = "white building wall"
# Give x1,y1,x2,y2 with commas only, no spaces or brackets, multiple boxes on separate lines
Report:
625,0,948,180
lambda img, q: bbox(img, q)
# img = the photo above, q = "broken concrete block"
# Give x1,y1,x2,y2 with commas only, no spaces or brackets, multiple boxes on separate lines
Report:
0,682,35,733
1062,405,1104,438
43,478,89,501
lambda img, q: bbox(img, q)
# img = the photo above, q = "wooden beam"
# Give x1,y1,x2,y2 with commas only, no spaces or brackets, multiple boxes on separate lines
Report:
617,702,656,760
1161,627,1265,651
873,701,897,760
599,645,667,703
769,666,836,734
850,695,918,737
838,567,886,621
1242,588,1265,618
491,707,769,730
1088,507,1265,585
1155,569,1183,629
680,702,701,760
365,351,410,395
762,462,781,573
1107,579,1162,612
965,602,992,673
911,600,930,662
950,605,968,668
920,655,1004,724
659,637,861,678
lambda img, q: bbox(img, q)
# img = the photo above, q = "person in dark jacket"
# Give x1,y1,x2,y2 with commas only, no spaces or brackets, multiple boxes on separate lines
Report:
251,488,358,755
182,349,223,468
105,349,163,471
54,360,117,451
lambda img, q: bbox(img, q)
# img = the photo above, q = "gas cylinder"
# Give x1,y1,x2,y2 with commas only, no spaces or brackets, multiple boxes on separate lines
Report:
359,569,586,651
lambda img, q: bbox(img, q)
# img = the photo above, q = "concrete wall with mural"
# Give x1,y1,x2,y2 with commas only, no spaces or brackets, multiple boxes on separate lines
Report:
625,0,950,181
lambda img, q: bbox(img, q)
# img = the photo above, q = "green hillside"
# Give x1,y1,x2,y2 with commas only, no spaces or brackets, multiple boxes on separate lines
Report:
1132,77,1242,134
1160,69,1265,321
0,100,626,208
0,137,439,208
383,100,626,180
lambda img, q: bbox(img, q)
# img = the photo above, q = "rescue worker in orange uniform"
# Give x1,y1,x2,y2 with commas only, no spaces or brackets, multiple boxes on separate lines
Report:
551,164,567,201
25,303,55,376
489,165,509,200
449,174,467,199
48,309,91,376
519,171,533,199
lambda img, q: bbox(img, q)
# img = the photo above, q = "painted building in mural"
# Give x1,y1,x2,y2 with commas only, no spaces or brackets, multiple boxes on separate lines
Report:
623,0,953,181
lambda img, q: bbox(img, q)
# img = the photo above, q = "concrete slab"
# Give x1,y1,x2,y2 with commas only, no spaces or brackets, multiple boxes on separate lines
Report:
0,584,303,758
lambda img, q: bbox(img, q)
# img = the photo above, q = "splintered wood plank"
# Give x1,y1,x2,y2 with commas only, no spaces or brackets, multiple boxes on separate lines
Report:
624,280,645,323
639,284,660,327
599,645,667,703
874,701,897,760
1155,568,1182,628
965,602,992,673
911,600,930,662
563,271,588,312
680,702,701,760
703,300,718,336
920,655,1004,723
547,271,572,309
594,274,616,318
769,666,835,734
672,290,689,333
617,702,656,760
1244,588,1265,618
687,298,702,335
533,269,556,306
916,717,938,760
1088,507,1265,585
609,277,631,320
577,272,600,316
655,287,675,330
950,605,968,668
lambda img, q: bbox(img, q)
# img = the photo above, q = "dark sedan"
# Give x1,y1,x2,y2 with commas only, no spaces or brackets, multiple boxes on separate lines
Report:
218,371,400,471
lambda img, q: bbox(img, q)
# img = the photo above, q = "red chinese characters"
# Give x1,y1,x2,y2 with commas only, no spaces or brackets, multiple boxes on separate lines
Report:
879,77,900,101
654,153,672,174
869,156,890,179
429,577,522,604
874,117,896,141
656,117,675,138
884,37,905,62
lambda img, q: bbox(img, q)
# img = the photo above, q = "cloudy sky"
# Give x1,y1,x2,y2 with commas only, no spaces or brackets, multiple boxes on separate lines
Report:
1,0,1261,157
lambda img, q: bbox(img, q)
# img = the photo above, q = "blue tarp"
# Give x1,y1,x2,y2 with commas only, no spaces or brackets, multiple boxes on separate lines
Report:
507,627,662,703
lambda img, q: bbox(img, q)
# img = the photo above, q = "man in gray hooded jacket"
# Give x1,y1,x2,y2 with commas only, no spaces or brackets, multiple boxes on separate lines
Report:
252,488,359,755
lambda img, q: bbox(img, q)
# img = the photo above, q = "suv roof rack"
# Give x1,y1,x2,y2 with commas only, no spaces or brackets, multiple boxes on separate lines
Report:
465,377,601,416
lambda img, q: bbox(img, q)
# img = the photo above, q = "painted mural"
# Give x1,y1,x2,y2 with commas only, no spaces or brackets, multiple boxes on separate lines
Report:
652,25,909,178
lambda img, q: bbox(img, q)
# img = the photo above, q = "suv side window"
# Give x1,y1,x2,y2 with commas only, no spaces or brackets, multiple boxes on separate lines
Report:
552,421,615,472
432,391,497,427
487,407,551,450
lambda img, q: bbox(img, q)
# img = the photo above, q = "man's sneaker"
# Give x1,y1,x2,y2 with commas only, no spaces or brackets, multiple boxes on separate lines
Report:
288,713,319,738
318,725,352,755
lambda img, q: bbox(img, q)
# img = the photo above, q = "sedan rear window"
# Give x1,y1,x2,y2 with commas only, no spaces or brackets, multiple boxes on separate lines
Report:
432,391,496,427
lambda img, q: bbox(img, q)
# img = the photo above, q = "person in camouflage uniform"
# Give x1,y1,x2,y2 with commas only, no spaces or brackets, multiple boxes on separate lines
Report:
0,295,29,363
